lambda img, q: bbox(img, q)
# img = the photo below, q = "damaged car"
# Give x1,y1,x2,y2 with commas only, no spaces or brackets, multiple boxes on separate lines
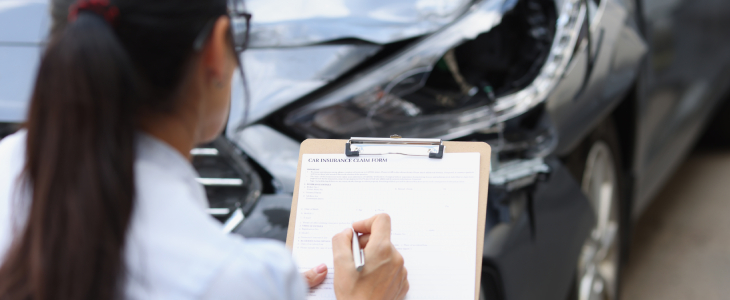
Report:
3,0,730,299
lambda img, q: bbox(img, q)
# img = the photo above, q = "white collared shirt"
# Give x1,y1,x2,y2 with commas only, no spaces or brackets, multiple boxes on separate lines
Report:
0,130,307,300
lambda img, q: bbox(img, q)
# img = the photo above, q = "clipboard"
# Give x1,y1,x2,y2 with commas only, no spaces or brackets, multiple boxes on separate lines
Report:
286,137,491,300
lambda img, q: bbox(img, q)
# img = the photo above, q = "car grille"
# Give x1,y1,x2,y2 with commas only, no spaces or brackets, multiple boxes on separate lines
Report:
191,136,262,230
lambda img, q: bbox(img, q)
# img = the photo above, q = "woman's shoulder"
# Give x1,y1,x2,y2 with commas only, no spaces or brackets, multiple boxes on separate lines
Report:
0,130,27,184
0,130,26,160
0,130,27,263
125,191,305,299
125,134,305,299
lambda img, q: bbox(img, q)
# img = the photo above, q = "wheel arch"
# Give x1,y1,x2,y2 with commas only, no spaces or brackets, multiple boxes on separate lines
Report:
610,84,638,264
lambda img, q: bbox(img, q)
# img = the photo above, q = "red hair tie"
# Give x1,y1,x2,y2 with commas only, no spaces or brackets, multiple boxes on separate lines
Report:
68,0,120,26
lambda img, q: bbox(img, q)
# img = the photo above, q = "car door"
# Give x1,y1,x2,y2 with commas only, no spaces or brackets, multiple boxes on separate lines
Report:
633,0,730,215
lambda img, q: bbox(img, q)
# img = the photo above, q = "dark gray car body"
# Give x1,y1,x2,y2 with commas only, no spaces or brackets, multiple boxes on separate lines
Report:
236,1,730,299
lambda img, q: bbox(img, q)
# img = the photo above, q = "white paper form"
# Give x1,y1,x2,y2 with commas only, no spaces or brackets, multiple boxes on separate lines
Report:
292,153,481,300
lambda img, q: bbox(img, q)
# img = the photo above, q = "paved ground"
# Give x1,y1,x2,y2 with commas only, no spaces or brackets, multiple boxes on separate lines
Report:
620,147,730,299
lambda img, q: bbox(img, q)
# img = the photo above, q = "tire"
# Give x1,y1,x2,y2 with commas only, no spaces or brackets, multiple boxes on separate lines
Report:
699,97,730,147
564,118,626,300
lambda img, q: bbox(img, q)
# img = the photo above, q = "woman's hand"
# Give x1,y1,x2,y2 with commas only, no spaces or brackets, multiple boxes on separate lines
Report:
332,214,409,300
303,263,328,288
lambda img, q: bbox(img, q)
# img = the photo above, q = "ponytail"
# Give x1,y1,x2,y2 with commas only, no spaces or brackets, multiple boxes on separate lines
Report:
0,11,140,300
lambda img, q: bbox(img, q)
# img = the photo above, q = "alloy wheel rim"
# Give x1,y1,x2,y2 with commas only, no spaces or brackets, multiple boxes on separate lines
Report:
577,141,619,300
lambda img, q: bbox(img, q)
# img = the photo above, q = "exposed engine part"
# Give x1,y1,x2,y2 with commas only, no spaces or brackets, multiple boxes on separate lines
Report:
459,104,557,191
458,0,555,95
490,157,550,191
424,0,557,103
442,49,475,95
389,0,556,116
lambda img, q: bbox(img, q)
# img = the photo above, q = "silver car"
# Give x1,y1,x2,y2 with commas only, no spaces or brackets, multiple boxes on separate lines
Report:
4,0,730,299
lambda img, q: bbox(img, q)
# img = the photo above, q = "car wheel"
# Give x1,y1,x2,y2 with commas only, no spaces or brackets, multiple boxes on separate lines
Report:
566,120,625,300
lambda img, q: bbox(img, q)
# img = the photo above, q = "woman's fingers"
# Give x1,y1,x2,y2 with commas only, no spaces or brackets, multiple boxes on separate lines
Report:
396,278,410,300
396,267,409,300
303,263,328,288
357,233,370,248
332,228,355,273
352,213,391,243
332,214,409,300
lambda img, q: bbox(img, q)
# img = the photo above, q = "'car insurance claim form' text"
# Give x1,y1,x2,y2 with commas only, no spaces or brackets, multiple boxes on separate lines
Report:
292,153,481,300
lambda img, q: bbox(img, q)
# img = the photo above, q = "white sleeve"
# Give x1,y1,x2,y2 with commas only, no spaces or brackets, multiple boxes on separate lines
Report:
0,131,28,261
201,238,308,300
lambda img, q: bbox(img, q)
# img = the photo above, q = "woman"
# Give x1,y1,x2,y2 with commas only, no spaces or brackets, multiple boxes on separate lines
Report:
0,0,409,299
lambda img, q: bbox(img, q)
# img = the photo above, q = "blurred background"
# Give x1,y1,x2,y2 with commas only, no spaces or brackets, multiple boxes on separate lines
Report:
2,0,730,299
620,103,730,300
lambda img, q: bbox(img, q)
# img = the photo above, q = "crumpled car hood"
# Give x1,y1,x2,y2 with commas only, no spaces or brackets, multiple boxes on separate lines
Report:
247,0,473,48
227,0,510,129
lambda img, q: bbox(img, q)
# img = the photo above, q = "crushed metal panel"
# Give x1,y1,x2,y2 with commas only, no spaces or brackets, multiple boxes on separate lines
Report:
246,0,473,47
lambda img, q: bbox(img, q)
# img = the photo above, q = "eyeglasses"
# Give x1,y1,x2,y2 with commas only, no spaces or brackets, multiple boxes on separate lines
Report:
228,0,251,52
193,0,251,53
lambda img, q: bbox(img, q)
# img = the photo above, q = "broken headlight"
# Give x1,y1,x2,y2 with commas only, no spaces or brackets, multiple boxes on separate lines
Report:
282,0,584,140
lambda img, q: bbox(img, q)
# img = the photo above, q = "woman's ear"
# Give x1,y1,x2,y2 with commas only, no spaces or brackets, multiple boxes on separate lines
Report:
200,16,234,86
195,15,236,144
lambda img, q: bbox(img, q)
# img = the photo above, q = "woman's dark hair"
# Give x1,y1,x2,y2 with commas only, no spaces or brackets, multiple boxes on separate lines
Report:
0,0,227,299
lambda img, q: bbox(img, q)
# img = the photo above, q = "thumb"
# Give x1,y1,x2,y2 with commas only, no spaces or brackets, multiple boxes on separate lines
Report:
303,263,328,288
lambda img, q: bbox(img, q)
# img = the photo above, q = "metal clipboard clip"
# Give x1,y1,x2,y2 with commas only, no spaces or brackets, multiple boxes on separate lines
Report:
345,135,444,159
